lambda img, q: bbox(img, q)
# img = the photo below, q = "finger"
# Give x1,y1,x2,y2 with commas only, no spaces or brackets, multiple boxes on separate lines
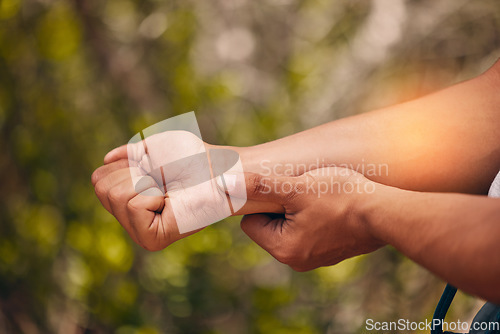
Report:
233,172,299,205
104,145,128,164
240,213,286,257
107,175,160,246
104,140,146,164
127,191,168,251
108,175,158,222
94,168,135,212
233,200,285,216
91,159,130,186
128,190,206,251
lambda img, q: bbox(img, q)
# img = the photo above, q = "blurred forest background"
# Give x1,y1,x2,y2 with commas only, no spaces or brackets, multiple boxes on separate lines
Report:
0,0,499,333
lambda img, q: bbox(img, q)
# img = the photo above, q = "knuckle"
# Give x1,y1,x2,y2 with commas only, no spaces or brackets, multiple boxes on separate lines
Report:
126,197,142,213
91,168,103,186
273,251,291,265
273,247,296,265
284,185,299,202
140,243,155,252
273,238,307,267
108,186,125,203
239,218,250,234
290,176,308,199
276,176,303,204
250,174,268,196
94,180,107,198
140,241,165,252
290,265,304,272
293,178,306,195
291,265,311,272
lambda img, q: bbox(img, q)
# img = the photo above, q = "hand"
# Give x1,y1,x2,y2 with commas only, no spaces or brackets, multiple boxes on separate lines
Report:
92,159,191,251
92,130,282,251
237,167,386,271
92,130,230,251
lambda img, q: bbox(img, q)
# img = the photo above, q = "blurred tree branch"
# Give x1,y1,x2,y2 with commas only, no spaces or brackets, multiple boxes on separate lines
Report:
72,0,164,115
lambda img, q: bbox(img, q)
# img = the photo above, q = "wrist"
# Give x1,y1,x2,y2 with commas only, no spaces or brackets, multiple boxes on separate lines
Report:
355,180,397,246
213,144,268,175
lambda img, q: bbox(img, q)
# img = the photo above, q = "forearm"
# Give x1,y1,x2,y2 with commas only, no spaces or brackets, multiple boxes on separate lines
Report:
361,185,500,302
234,61,500,194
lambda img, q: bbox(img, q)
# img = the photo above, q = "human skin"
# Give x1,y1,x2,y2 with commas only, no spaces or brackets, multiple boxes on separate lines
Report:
230,60,500,195
92,60,500,300
236,168,500,304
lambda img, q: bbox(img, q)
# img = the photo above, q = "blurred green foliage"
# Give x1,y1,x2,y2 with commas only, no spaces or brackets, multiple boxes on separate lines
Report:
0,0,498,333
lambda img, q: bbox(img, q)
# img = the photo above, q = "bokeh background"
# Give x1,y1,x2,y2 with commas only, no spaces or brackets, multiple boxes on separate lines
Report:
1,0,499,333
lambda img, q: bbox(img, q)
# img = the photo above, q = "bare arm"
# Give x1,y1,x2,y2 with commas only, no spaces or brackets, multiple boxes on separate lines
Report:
94,60,500,251
230,61,500,301
234,60,500,195
236,169,500,303
361,184,500,302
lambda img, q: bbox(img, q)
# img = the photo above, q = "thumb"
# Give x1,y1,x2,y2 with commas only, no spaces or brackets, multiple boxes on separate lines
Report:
104,145,127,164
104,140,147,164
222,172,298,205
240,213,286,256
